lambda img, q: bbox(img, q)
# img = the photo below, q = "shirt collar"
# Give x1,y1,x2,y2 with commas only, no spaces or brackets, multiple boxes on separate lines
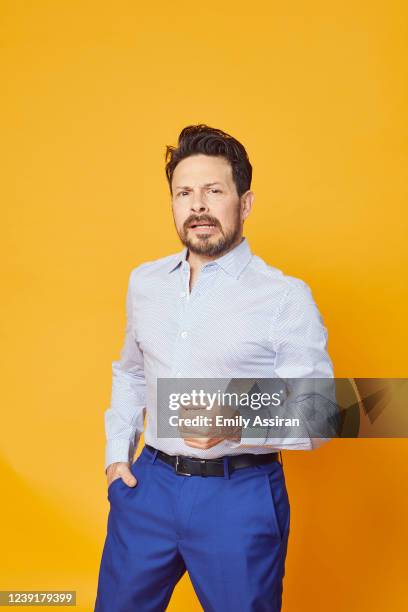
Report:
167,236,253,279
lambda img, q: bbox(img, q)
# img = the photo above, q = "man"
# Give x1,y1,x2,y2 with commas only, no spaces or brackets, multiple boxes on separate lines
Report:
94,124,334,612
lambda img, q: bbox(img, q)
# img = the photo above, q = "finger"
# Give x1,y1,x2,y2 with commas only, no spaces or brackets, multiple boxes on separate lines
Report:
184,437,224,449
183,438,206,448
121,467,138,488
123,474,138,487
108,468,138,488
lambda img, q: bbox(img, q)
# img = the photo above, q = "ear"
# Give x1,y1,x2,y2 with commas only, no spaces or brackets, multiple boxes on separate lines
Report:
240,190,255,221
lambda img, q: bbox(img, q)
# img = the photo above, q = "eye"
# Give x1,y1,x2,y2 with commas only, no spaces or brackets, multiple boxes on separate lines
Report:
177,191,189,197
210,189,221,194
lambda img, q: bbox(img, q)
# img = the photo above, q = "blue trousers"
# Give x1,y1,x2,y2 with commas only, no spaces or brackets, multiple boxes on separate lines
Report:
94,445,290,612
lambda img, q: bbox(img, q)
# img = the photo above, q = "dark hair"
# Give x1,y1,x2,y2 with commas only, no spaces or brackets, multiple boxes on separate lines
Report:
165,124,252,197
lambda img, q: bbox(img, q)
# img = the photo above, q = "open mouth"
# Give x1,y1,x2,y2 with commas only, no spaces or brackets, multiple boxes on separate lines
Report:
189,222,217,229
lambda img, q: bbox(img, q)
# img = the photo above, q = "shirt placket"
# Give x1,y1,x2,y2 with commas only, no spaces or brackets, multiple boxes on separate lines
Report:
172,262,218,378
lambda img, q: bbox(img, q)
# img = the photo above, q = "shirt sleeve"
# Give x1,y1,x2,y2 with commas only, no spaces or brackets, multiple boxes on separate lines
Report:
265,279,337,450
237,280,336,451
273,281,334,379
104,268,147,472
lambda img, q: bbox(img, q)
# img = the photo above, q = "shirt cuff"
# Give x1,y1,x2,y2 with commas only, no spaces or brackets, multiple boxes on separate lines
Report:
231,437,314,451
105,437,137,473
268,438,313,450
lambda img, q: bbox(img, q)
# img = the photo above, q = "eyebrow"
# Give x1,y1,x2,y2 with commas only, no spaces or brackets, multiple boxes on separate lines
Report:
174,182,224,190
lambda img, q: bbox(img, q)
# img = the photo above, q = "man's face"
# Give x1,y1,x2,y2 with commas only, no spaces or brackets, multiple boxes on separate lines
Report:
171,154,252,257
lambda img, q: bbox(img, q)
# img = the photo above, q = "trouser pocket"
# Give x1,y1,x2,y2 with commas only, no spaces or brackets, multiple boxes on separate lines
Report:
256,463,290,542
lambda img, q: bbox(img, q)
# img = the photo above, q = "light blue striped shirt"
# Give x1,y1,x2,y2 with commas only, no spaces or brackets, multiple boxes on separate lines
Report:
104,237,334,470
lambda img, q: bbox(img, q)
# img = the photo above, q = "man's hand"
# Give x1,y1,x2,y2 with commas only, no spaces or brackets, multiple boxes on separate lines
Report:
106,461,137,488
179,402,242,450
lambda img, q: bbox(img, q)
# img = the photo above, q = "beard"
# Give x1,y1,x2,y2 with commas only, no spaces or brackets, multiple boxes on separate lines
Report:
176,210,242,257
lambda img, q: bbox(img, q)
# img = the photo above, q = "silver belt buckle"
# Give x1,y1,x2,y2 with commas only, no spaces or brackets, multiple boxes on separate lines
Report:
175,455,192,476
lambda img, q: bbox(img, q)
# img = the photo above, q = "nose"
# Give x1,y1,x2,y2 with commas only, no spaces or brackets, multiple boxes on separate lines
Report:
190,190,209,213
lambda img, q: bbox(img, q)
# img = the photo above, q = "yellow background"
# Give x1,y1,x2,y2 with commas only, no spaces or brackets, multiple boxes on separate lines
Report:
1,1,407,610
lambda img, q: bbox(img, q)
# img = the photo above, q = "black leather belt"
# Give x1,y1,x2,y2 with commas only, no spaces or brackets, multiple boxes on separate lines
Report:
145,444,280,477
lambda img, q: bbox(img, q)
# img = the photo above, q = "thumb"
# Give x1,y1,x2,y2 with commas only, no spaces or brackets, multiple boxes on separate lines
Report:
123,468,138,488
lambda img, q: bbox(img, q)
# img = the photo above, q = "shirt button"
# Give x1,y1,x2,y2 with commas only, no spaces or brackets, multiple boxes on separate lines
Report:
180,331,188,339
180,291,187,298
176,371,182,377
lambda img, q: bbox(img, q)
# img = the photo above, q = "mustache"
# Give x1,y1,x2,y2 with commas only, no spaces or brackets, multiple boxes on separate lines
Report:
184,216,220,229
